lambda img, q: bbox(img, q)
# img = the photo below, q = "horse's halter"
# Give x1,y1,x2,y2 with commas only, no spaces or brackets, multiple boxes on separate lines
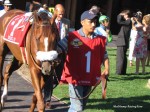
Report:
29,11,59,73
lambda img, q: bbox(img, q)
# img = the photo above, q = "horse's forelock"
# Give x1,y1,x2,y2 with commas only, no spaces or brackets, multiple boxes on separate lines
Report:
32,12,58,52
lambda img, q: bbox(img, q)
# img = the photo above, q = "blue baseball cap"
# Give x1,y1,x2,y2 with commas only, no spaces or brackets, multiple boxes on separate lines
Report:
81,10,97,21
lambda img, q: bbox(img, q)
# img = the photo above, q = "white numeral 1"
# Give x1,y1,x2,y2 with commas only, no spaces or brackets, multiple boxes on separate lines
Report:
85,51,91,73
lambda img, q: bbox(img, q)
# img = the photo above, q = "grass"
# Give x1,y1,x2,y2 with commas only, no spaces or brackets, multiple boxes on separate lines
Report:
53,47,150,112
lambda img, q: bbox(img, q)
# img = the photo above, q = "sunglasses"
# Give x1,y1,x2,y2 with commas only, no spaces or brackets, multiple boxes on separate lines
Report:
5,5,11,7
105,19,109,22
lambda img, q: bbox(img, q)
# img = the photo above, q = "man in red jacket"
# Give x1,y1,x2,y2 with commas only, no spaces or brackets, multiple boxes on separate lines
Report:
58,10,109,111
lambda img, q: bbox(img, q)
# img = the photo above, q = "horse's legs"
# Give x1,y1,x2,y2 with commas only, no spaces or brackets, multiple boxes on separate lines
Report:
101,75,107,99
29,69,45,112
0,42,9,111
29,77,45,112
1,57,20,107
0,41,4,111
0,43,8,86
29,93,37,112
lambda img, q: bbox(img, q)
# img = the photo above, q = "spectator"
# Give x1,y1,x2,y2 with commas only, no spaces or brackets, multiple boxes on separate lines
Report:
31,1,42,12
89,5,101,16
0,0,4,10
128,11,143,67
28,2,33,12
89,5,101,27
129,11,142,66
54,4,70,40
131,12,147,74
0,0,12,17
38,4,52,18
94,15,113,43
59,10,109,112
25,1,31,12
116,10,132,75
128,29,137,66
145,14,150,66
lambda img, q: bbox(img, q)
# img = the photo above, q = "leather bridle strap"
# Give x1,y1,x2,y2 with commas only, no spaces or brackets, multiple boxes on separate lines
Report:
29,13,42,70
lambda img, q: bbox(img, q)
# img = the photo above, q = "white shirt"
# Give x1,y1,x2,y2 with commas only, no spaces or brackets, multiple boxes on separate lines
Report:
55,19,68,40
0,9,6,17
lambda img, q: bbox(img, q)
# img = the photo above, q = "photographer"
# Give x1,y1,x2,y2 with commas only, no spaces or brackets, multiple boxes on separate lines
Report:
116,10,132,75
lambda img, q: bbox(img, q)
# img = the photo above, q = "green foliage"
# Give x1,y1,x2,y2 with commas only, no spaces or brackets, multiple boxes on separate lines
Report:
53,47,150,112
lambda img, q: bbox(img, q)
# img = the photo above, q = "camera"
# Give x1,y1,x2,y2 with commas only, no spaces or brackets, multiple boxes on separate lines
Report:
133,11,142,19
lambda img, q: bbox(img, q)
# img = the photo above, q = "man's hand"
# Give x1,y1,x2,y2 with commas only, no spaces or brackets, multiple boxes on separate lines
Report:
101,68,109,76
101,58,109,76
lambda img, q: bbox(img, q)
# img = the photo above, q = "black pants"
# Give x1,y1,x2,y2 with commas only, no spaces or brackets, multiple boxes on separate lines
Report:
44,74,54,103
116,46,127,75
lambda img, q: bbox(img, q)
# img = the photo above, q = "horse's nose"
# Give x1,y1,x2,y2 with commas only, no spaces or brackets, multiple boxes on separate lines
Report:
45,70,50,75
41,61,51,75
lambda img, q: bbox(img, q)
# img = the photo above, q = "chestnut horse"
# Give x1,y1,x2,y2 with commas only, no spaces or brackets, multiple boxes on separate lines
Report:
0,9,59,112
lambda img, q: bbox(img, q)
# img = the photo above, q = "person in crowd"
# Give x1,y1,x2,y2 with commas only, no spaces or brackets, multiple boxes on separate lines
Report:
29,1,42,12
128,29,137,66
28,2,33,12
0,0,4,10
116,10,132,75
0,0,12,17
37,4,53,18
131,13,147,74
58,10,109,112
89,5,101,27
94,15,113,43
89,5,101,15
54,4,70,40
25,1,41,12
43,4,70,109
146,14,150,66
25,0,32,12
128,11,143,67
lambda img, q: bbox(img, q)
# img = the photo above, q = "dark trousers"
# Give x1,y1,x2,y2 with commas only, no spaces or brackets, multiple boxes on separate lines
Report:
116,46,127,75
44,75,54,102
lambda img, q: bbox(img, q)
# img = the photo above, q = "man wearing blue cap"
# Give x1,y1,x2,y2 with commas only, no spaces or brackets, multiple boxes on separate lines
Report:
58,10,109,112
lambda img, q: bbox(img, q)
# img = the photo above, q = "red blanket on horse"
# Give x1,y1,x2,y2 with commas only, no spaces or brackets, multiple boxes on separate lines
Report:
4,13,32,47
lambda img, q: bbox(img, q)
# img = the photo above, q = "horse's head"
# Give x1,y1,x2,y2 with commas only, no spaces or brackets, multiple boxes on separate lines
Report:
29,11,60,75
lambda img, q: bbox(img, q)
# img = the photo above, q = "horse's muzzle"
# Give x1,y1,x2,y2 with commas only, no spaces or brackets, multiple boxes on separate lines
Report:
41,61,52,75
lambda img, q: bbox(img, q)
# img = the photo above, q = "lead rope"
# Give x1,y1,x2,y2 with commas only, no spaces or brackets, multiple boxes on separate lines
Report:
53,69,107,100
70,79,102,100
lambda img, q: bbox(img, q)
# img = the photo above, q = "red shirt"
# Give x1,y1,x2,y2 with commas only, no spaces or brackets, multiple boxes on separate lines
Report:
60,31,106,86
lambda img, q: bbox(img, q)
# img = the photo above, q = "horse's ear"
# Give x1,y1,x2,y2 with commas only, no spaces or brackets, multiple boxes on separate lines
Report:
33,11,39,23
50,10,57,25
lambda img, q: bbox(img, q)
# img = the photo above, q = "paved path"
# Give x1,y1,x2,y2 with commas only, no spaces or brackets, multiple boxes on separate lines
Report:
1,56,69,112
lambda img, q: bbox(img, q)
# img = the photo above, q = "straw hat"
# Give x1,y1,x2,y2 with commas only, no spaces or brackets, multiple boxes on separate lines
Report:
4,0,12,5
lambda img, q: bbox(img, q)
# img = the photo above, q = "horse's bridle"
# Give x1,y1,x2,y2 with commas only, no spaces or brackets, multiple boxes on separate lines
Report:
29,12,58,71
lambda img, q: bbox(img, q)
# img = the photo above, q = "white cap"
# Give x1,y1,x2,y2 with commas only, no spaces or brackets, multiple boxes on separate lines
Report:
4,0,12,5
